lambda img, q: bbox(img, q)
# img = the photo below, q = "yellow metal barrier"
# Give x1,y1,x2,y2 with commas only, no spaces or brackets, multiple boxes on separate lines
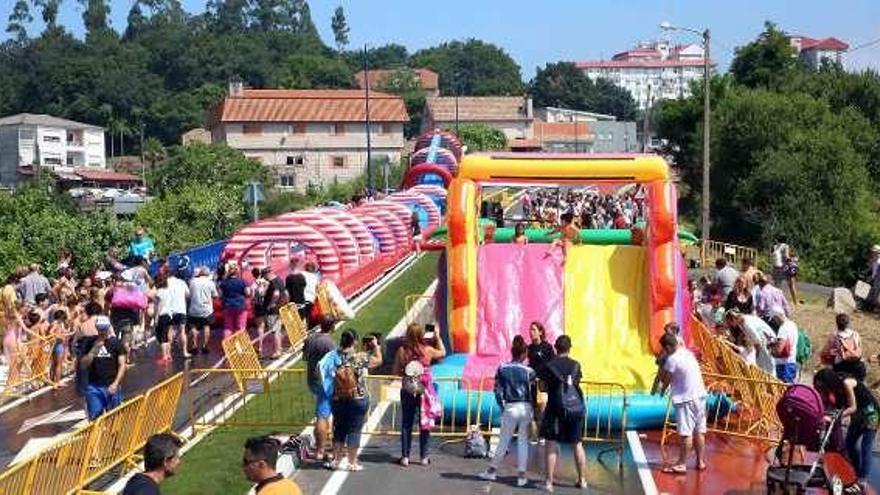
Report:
0,372,184,495
3,335,56,397
221,330,266,392
700,240,759,268
279,303,308,351
660,371,786,450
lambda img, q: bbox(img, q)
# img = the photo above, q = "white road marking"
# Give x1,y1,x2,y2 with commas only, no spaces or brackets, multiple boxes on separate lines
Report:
318,400,391,495
627,430,659,495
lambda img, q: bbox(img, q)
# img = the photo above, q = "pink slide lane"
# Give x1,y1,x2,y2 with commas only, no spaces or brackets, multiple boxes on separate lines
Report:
462,244,564,388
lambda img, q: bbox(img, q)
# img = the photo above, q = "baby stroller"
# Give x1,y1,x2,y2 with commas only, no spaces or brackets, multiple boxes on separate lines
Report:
766,384,859,494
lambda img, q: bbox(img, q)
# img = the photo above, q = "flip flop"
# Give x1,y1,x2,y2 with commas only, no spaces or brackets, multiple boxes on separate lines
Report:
697,463,707,471
662,465,687,474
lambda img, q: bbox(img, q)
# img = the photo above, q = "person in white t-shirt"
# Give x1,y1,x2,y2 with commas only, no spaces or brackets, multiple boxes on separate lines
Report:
155,272,191,362
769,310,799,383
656,333,706,474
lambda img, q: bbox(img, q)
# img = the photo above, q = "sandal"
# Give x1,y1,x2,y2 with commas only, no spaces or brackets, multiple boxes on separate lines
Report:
662,464,687,474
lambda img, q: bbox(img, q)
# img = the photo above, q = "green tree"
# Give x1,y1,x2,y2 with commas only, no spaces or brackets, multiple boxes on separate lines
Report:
7,0,33,41
32,0,63,32
730,21,797,89
378,67,427,138
295,0,318,38
330,6,349,52
148,142,270,197
411,39,524,96
455,123,507,151
344,43,408,71
280,53,355,89
142,136,166,168
78,0,111,38
530,62,637,120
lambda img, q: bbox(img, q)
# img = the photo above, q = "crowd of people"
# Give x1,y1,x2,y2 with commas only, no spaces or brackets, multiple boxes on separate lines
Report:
0,226,332,421
520,187,647,230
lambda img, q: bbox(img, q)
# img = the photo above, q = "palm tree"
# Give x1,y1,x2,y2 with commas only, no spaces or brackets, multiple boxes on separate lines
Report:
142,137,166,168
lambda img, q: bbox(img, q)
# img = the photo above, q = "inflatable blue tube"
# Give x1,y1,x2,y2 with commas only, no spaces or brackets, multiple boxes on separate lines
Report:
431,356,733,430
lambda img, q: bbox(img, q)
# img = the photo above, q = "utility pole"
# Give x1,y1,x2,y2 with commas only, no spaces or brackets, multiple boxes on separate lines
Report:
643,84,652,152
454,71,460,134
701,29,711,243
363,44,373,196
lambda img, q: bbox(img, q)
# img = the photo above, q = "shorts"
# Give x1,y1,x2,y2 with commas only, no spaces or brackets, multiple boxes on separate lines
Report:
674,398,707,436
156,314,185,343
309,382,332,419
84,384,122,420
53,342,65,355
772,266,789,285
331,397,369,448
540,409,584,444
265,314,282,334
775,363,799,384
188,314,214,329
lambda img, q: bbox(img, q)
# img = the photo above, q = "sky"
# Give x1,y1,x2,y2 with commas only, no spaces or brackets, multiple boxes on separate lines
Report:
15,0,880,78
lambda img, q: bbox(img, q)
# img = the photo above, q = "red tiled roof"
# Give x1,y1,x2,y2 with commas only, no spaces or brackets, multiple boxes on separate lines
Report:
575,59,709,69
355,68,439,91
508,139,542,149
74,168,142,182
612,49,662,60
215,89,409,123
801,36,849,51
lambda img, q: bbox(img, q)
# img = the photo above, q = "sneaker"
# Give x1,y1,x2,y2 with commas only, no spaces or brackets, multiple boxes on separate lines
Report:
477,469,497,481
517,477,529,487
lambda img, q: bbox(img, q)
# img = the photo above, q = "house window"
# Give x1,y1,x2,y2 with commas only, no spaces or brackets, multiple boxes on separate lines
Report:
286,155,304,166
242,124,263,135
66,156,74,165
293,123,306,134
331,156,345,168
381,124,393,135
42,135,61,143
331,124,345,135
279,174,296,188
44,157,62,165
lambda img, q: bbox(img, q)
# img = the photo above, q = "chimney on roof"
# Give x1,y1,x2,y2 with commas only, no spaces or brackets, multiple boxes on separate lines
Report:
228,75,244,97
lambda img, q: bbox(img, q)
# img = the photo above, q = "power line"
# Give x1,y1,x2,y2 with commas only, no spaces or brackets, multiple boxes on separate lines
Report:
849,36,880,53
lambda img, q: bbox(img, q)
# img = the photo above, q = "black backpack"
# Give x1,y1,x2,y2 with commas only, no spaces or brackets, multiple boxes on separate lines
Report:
551,362,584,417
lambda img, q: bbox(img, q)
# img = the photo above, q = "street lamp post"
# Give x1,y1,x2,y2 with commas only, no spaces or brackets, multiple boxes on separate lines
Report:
661,22,711,243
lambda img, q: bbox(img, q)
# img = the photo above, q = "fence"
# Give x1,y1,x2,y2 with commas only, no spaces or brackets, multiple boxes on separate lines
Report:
278,303,309,353
221,330,264,393
186,369,629,470
700,240,759,268
3,335,57,398
0,373,184,495
660,371,786,451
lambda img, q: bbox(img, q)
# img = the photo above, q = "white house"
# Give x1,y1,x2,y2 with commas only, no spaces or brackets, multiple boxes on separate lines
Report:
208,83,409,192
0,113,106,188
575,40,712,110
789,35,849,70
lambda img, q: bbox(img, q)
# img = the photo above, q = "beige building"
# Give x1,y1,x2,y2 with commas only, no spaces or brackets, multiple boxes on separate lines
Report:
209,84,408,191
422,96,534,143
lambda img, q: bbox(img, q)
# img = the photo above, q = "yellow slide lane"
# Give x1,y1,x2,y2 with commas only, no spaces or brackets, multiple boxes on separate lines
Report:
564,245,657,391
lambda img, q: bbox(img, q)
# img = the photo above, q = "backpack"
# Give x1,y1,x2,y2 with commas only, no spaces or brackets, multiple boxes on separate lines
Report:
463,426,487,458
333,354,360,400
836,333,862,362
402,360,426,395
796,328,812,366
551,362,584,417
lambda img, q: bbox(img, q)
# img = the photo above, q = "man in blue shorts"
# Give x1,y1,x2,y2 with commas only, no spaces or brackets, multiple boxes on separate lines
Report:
302,317,336,460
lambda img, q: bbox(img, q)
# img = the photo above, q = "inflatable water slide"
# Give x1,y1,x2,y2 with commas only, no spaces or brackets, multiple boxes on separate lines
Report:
433,153,692,428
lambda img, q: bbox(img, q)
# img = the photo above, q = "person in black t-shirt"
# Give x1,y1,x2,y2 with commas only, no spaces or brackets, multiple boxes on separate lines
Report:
527,321,555,431
122,433,183,495
81,316,126,420
285,258,310,320
540,335,588,491
261,268,288,359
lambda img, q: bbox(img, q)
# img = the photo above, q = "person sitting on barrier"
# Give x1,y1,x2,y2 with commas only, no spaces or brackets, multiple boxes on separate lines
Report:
541,335,587,492
723,320,759,367
320,329,383,471
479,335,535,487
393,322,445,467
122,433,183,495
242,436,303,495
302,317,337,462
723,309,776,377
80,315,125,420
656,332,707,475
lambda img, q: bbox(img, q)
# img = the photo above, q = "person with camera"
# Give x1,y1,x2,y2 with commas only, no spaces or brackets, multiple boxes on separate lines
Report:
319,329,382,471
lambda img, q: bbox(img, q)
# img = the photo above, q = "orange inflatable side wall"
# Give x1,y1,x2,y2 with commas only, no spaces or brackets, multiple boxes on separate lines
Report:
447,179,477,352
647,181,678,355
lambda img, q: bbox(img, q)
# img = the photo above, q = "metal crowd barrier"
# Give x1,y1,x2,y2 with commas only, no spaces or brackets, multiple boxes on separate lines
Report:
221,330,265,393
278,303,308,353
660,371,786,449
700,240,759,268
0,373,184,495
3,335,59,398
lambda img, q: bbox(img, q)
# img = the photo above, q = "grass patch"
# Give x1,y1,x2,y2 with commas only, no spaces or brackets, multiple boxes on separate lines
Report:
163,253,439,495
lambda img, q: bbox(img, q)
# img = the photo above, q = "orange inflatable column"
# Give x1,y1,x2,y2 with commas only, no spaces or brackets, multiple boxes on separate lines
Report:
647,181,678,355
446,178,478,353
